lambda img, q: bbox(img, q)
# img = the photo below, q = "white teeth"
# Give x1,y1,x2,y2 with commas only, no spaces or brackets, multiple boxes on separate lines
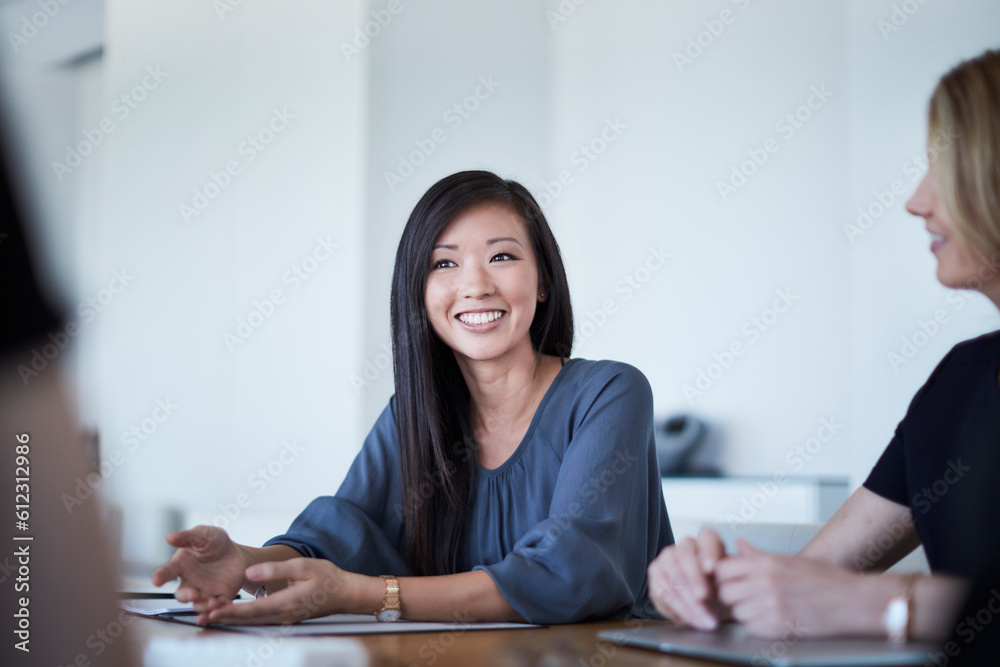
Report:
458,310,504,325
931,233,947,242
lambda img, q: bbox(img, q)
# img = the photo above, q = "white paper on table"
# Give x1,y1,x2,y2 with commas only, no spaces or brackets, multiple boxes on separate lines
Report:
161,612,544,635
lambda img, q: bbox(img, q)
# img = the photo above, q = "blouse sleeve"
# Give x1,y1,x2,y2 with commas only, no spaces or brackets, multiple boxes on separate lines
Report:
863,426,909,506
474,363,669,624
863,350,955,507
263,400,412,576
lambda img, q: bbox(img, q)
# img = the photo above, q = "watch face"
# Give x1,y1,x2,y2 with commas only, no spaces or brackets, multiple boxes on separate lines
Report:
377,609,401,622
885,598,908,629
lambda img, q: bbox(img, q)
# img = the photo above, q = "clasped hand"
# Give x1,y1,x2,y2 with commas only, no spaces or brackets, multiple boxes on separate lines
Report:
151,525,353,625
647,529,866,638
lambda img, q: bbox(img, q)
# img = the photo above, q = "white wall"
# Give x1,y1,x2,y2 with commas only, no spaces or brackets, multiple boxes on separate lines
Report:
546,0,852,480
91,0,369,565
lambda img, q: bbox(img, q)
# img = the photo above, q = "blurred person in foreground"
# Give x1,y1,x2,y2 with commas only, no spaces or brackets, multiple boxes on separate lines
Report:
648,48,1000,647
0,123,137,664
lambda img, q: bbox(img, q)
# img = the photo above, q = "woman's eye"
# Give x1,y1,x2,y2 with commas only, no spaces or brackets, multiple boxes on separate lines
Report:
432,259,456,269
491,252,517,262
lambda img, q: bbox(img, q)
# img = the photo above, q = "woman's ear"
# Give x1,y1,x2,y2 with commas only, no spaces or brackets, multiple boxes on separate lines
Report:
537,277,549,303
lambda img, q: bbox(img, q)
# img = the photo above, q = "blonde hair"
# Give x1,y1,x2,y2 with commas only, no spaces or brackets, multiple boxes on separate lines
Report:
928,48,1000,260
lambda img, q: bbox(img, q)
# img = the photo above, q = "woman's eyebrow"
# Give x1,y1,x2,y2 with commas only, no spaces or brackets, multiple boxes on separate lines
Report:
432,237,524,250
487,236,523,247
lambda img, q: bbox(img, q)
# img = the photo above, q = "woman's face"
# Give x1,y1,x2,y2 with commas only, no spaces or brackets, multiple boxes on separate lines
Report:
906,168,993,290
424,202,544,366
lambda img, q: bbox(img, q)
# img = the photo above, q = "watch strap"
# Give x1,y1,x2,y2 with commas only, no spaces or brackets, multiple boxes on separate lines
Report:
376,574,400,622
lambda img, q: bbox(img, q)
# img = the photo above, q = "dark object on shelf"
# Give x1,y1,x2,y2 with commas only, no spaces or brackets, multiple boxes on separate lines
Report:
654,414,715,475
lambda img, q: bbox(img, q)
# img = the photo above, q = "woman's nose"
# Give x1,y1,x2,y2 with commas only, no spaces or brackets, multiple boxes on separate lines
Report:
457,263,495,298
905,170,934,218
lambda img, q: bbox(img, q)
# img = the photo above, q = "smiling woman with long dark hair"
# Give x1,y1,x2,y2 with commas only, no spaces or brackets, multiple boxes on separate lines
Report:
153,170,674,625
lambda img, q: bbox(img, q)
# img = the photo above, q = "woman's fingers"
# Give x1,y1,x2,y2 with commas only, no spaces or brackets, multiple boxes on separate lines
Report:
191,594,233,614
151,556,182,587
245,558,307,583
648,544,717,630
202,597,296,625
676,537,709,599
164,528,204,549
198,598,297,626
173,584,204,603
646,532,734,631
247,558,348,599
648,549,689,623
696,528,726,573
200,571,338,626
675,538,720,630
154,527,221,586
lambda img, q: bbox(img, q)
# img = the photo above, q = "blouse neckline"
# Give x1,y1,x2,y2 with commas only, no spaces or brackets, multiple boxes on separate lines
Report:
476,358,579,478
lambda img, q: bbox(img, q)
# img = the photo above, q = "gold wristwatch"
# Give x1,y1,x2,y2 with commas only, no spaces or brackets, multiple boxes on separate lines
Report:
375,575,401,622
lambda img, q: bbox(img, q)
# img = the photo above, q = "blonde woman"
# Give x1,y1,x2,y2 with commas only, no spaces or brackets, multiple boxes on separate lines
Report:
648,48,1000,643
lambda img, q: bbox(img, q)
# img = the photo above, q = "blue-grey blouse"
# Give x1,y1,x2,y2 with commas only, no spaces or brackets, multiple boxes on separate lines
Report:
264,358,674,623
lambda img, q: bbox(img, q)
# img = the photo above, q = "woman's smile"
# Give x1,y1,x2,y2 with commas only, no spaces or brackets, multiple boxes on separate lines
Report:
455,309,507,330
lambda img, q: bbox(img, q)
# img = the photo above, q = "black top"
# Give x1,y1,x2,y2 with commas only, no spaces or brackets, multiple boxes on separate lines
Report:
0,132,60,359
863,329,1000,577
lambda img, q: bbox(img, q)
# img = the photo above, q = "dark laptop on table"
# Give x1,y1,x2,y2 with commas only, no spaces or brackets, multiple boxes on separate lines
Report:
599,623,938,667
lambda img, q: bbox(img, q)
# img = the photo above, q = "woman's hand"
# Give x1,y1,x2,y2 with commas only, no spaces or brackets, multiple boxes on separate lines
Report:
152,525,249,611
647,528,730,630
197,558,355,625
714,539,872,639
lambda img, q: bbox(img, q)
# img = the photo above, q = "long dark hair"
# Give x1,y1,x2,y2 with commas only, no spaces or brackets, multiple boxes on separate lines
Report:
390,170,573,576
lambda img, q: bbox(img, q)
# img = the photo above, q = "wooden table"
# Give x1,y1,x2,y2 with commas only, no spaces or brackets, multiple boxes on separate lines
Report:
131,616,710,666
